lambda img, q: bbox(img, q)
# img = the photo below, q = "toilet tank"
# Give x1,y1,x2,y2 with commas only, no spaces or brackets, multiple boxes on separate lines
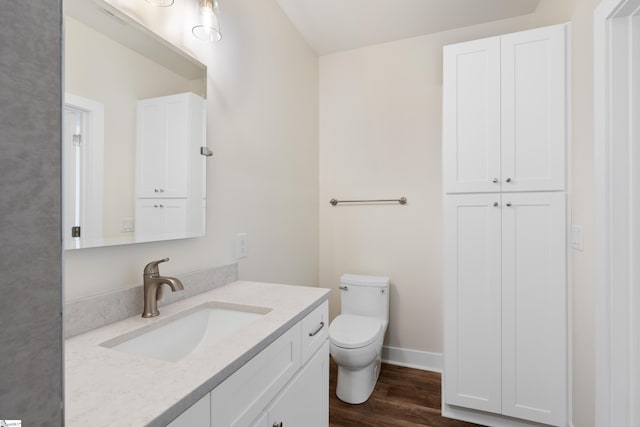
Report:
340,274,389,321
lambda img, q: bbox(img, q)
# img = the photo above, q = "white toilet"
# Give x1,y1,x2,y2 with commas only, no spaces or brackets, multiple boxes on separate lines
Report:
329,274,389,404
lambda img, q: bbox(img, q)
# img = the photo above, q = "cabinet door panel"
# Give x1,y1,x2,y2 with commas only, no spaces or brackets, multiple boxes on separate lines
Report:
137,101,167,196
443,194,502,413
268,341,329,427
135,198,187,242
164,98,190,197
501,192,566,426
443,37,501,194
501,25,566,192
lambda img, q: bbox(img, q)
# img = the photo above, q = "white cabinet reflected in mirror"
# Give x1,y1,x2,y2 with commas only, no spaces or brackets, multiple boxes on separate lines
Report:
63,0,208,250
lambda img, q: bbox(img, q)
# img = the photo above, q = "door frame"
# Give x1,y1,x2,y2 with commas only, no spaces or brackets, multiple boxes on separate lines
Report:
594,0,640,425
64,93,105,249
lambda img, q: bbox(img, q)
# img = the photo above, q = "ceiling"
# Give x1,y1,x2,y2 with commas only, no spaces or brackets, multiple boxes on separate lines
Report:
275,0,541,55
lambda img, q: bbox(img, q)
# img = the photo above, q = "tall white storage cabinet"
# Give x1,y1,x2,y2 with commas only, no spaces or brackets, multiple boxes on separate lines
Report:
135,92,205,241
442,23,568,427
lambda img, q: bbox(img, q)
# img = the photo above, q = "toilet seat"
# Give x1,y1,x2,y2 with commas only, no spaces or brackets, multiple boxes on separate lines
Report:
329,314,383,349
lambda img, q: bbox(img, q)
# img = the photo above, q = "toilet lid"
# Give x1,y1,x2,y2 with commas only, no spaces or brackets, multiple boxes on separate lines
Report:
329,315,383,349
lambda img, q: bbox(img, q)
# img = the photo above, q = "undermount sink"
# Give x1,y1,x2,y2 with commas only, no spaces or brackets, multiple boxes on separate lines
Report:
100,302,271,362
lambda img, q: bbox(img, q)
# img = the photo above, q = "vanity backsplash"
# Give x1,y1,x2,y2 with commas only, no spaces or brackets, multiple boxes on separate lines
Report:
64,263,238,338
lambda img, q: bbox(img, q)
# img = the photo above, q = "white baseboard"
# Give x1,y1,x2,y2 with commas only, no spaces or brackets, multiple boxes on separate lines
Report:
381,346,442,372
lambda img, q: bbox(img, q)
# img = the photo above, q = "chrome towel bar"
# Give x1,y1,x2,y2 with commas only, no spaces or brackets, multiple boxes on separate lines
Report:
329,197,407,206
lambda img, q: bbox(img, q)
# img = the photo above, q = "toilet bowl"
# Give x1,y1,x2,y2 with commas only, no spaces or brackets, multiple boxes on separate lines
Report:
329,274,389,404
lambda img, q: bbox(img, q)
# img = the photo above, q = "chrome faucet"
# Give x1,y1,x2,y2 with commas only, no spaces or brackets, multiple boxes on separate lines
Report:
142,258,184,318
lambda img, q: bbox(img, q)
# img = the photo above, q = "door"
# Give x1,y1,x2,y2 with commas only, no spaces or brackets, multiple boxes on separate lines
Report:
443,37,501,194
501,25,567,192
443,194,502,413
63,96,105,249
63,108,83,250
501,192,566,426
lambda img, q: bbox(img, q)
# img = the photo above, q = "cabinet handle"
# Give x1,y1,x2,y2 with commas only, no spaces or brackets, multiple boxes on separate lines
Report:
492,178,498,183
506,202,512,207
309,321,325,337
506,177,512,183
273,422,283,427
339,285,348,291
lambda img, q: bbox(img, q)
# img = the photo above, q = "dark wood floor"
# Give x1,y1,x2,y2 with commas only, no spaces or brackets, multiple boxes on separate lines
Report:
329,359,483,427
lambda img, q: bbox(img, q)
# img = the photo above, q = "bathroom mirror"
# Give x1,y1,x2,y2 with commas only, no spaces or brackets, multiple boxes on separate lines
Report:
63,0,207,250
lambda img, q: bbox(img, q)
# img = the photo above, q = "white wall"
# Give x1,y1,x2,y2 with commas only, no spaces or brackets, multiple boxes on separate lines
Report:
64,0,319,300
319,0,598,424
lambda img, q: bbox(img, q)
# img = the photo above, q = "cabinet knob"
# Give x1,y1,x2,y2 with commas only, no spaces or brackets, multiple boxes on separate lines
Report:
506,177,512,183
154,204,159,208
273,422,283,427
492,178,498,183
506,202,512,207
154,189,159,193
493,202,499,207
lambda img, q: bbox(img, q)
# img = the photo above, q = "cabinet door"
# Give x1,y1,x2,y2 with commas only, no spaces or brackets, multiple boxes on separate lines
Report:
167,393,210,427
443,194,502,413
443,37,501,194
211,325,301,427
268,341,329,427
136,94,190,198
501,24,567,192
501,192,566,426
135,198,187,241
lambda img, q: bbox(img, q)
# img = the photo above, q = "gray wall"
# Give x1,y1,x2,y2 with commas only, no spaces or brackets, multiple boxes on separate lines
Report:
0,2,64,426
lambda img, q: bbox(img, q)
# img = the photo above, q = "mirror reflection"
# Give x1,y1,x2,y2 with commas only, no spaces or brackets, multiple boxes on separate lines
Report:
63,0,207,250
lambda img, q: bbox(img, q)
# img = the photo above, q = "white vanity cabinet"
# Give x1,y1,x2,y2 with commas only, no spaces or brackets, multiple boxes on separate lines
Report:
134,92,205,239
168,301,329,427
212,301,329,427
442,23,568,427
442,24,567,194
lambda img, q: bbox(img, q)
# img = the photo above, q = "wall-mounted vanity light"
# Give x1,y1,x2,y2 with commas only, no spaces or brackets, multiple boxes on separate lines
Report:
192,0,222,42
144,0,174,6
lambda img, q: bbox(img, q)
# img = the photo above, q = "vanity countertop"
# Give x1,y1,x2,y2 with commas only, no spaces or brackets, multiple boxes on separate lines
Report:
65,281,330,427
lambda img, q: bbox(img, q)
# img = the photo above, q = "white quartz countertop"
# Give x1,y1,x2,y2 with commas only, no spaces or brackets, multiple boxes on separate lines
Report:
65,281,330,427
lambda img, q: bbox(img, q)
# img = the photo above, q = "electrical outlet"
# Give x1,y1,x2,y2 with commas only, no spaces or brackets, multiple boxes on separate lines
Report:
121,218,135,233
236,233,248,258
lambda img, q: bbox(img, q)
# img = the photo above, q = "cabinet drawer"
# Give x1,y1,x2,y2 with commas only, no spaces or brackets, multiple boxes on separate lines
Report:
211,324,301,427
300,301,328,365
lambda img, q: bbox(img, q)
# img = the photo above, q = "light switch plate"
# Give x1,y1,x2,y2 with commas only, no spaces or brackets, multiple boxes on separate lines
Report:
236,233,248,258
571,224,584,251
